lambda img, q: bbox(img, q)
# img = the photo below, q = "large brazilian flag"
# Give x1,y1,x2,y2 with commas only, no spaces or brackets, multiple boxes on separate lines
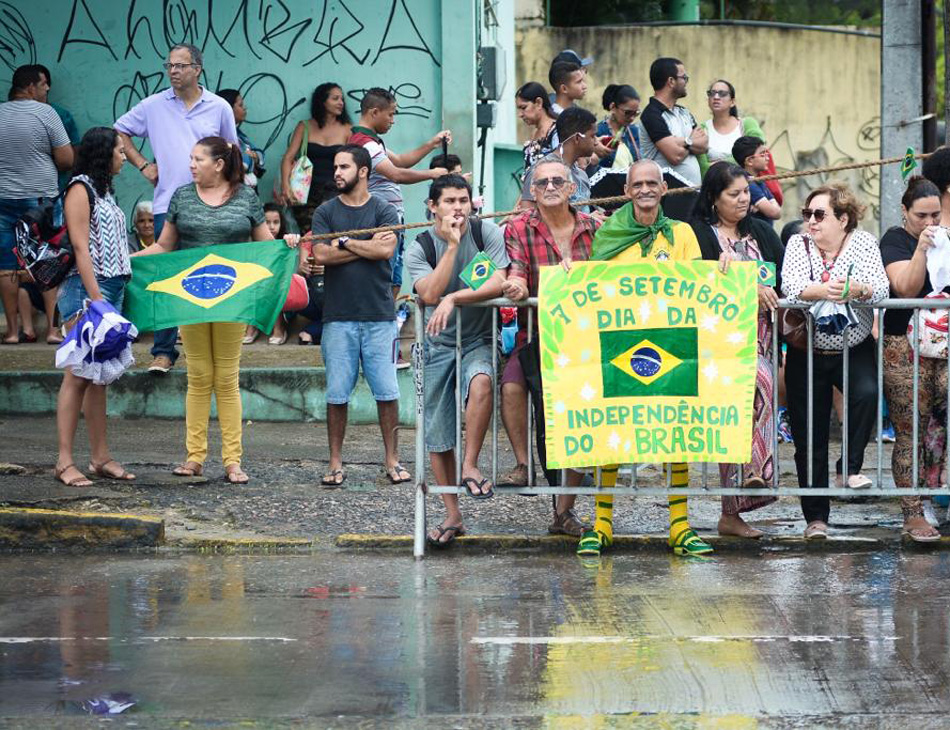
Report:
124,241,296,333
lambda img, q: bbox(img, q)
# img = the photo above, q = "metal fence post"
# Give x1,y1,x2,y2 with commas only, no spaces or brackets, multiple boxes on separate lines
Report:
413,300,427,558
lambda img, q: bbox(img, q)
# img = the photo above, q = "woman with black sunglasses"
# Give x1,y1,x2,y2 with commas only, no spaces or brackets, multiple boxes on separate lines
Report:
780,182,888,539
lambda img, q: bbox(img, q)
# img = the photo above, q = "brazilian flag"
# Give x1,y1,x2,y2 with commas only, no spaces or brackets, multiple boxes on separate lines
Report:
600,327,698,398
124,241,296,333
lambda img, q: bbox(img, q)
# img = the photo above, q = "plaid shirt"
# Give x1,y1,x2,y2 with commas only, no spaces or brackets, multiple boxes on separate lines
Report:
505,207,599,340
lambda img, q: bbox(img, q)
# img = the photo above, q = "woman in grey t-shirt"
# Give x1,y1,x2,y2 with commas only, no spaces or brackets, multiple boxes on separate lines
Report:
135,136,298,484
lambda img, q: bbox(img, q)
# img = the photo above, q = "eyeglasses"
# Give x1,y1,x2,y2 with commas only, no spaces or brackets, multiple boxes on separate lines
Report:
532,176,568,190
163,62,198,71
800,208,828,222
619,108,640,118
706,89,730,98
675,74,689,82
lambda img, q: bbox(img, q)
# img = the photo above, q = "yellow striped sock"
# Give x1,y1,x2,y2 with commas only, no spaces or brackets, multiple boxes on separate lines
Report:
593,464,618,545
665,463,691,543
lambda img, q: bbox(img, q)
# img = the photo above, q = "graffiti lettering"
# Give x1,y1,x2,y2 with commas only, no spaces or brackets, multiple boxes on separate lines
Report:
347,83,432,119
303,0,370,67
0,2,34,71
58,0,117,62
372,0,440,68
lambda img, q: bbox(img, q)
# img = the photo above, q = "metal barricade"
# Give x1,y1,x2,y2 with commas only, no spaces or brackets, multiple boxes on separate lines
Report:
411,297,950,557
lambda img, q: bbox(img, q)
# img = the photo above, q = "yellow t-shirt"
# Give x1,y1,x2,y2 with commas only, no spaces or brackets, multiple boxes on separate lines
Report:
609,220,701,263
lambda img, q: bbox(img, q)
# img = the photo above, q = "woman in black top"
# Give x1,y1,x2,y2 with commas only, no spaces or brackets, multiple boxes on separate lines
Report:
880,176,945,542
279,82,352,233
691,162,784,539
516,82,558,172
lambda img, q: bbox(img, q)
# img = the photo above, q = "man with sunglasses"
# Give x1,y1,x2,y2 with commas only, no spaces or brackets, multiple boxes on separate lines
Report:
114,43,238,375
576,159,712,558
500,154,599,537
638,57,706,220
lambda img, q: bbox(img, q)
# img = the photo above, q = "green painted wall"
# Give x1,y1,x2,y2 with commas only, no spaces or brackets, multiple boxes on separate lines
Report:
3,1,476,228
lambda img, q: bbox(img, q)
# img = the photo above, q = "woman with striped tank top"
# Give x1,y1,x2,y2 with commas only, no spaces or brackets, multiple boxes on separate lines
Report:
54,127,134,487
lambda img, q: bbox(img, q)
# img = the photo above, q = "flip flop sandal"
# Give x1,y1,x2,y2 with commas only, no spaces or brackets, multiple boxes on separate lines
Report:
476,478,494,499
224,466,249,484
53,463,92,488
88,459,135,480
902,526,942,543
386,463,412,484
172,462,203,477
426,524,465,549
669,528,714,556
461,476,485,499
577,529,610,556
321,469,346,488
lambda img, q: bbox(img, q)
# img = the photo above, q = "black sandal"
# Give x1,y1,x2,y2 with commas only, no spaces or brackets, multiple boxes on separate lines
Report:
426,524,465,549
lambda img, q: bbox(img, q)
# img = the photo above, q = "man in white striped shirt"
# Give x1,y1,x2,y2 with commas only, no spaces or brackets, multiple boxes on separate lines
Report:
0,65,74,344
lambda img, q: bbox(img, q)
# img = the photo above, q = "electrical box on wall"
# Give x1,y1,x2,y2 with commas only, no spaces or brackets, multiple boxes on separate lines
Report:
476,101,497,129
477,45,506,101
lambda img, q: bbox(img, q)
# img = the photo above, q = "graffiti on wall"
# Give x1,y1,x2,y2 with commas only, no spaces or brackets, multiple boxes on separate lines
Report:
770,116,881,230
9,0,444,215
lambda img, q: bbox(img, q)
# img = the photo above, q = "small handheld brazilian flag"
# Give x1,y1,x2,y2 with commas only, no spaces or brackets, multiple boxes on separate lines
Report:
757,262,776,287
901,147,918,180
459,251,496,290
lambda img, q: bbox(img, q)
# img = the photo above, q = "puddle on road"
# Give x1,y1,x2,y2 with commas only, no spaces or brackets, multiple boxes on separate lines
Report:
0,550,948,722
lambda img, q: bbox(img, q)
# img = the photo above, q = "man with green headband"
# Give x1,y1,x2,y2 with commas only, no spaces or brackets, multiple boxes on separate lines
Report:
577,159,713,558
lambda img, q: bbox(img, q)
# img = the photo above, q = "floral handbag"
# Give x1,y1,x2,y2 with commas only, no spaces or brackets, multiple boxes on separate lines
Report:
907,291,950,359
287,121,312,204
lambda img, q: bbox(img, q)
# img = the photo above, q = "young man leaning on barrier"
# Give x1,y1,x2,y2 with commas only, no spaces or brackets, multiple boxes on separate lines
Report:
502,153,598,538
577,159,712,558
406,174,509,548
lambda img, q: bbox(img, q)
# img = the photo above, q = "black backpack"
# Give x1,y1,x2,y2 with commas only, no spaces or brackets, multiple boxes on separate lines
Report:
415,217,484,271
14,179,95,290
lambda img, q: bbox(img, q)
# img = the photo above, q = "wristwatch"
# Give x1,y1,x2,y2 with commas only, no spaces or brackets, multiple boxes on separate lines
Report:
336,236,350,250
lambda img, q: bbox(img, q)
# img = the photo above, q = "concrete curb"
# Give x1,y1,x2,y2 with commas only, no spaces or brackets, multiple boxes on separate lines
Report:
0,507,164,549
336,532,950,552
168,536,317,552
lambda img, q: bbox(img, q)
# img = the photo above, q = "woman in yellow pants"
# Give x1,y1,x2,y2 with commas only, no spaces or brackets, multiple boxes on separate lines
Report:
135,136,297,483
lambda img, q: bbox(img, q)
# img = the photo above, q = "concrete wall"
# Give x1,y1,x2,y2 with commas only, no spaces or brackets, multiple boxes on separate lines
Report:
3,0,475,225
515,24,882,230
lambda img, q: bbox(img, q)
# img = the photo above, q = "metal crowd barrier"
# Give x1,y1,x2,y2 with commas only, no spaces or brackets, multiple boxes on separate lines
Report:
411,297,950,557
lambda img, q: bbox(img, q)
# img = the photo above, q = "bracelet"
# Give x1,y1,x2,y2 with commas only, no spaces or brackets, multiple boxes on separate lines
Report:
138,160,150,171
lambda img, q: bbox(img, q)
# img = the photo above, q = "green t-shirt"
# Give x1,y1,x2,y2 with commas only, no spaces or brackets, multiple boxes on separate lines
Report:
166,183,265,249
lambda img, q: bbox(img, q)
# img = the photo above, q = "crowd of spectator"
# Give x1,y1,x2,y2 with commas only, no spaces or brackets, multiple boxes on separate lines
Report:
3,44,949,555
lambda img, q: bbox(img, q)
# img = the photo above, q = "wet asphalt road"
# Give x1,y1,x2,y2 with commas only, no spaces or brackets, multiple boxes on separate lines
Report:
1,551,949,728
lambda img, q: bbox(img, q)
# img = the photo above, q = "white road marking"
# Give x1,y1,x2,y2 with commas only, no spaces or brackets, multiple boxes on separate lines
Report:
0,636,297,644
471,635,899,645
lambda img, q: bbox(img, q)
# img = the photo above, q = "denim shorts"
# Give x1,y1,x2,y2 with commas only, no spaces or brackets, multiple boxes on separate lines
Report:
0,197,43,270
390,208,405,289
423,339,494,452
322,320,400,404
57,274,128,323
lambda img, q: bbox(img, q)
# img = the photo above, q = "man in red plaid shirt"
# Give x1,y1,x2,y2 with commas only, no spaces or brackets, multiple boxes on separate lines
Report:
499,153,600,537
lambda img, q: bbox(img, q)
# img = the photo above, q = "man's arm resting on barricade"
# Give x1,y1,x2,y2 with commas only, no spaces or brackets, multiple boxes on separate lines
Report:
426,271,507,336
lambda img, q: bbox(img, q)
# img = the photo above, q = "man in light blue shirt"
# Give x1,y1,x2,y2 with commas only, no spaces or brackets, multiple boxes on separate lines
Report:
114,43,238,374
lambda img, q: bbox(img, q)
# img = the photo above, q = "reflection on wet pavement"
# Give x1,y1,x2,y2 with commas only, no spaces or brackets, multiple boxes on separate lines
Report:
1,551,949,725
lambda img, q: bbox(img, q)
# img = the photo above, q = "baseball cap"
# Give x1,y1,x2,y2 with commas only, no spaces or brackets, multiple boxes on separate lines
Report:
553,49,593,67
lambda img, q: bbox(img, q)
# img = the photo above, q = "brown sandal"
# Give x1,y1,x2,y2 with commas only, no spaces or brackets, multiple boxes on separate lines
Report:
54,463,92,488
224,464,249,484
173,461,203,477
88,459,135,481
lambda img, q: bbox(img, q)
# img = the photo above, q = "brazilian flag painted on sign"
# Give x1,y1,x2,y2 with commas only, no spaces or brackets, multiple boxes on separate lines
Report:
600,327,699,398
123,241,296,333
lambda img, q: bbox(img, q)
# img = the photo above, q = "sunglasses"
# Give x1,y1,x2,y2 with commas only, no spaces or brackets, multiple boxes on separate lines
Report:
706,89,731,98
800,208,828,222
532,176,568,190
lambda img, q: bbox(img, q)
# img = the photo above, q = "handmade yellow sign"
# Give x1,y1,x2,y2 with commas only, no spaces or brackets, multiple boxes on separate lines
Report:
539,260,759,468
